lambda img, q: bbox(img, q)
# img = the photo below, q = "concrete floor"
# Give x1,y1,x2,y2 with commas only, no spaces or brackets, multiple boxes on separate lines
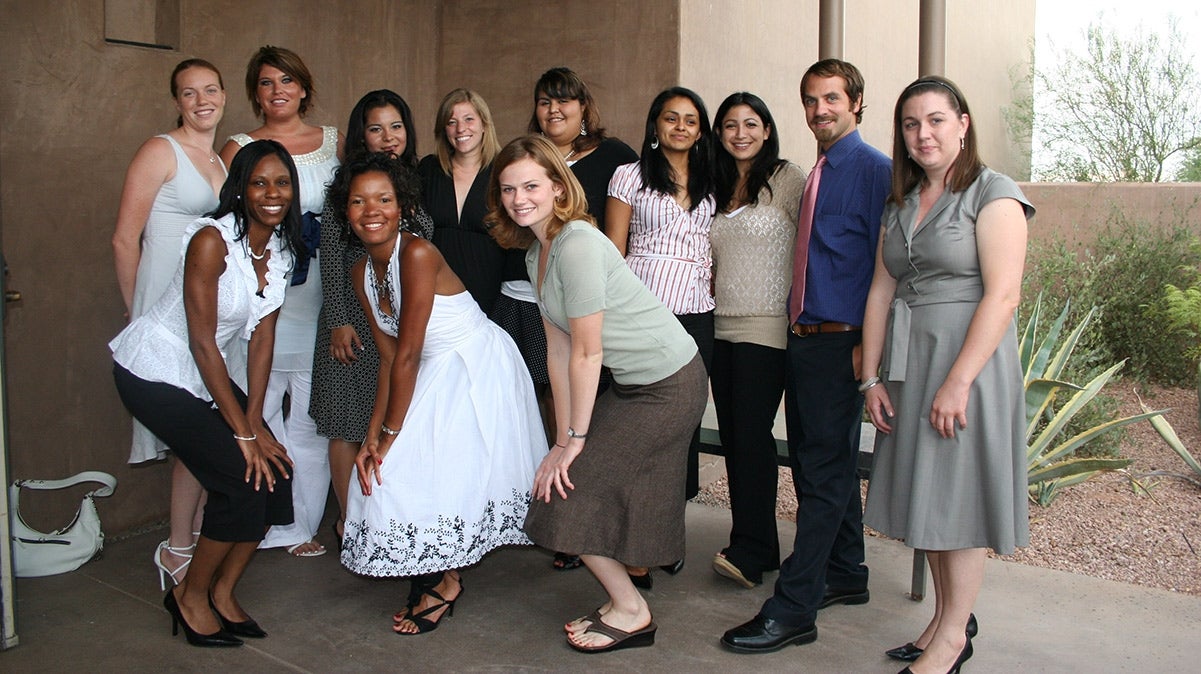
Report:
3,499,1199,672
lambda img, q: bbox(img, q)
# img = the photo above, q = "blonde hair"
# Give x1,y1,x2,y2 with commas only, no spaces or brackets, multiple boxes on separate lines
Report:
432,88,501,174
486,135,593,250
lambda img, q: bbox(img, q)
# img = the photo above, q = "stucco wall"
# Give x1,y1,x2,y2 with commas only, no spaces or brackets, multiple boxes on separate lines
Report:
0,0,436,532
1021,182,1201,248
679,0,1034,174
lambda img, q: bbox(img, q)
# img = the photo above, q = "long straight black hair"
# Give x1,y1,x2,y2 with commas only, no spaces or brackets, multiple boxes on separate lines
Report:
638,87,713,212
344,89,419,167
712,92,787,213
211,139,306,263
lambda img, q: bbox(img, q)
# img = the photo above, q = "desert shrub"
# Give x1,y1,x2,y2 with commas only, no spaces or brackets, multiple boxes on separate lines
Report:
1023,219,1201,386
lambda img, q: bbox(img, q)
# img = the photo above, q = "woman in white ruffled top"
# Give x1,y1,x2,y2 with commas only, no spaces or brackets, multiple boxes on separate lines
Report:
111,140,305,647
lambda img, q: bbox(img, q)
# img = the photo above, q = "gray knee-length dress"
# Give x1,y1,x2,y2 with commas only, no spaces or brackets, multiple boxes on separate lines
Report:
863,168,1033,555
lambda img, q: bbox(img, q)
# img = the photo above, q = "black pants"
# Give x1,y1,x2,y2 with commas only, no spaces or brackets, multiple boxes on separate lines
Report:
674,311,713,500
711,339,785,581
761,331,868,625
114,363,293,542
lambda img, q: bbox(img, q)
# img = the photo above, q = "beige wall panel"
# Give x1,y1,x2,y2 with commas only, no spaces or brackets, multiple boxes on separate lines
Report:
433,1,679,153
679,0,814,166
946,0,1035,179
0,0,434,533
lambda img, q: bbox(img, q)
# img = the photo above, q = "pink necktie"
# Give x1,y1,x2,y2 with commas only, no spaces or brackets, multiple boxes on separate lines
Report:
789,155,826,322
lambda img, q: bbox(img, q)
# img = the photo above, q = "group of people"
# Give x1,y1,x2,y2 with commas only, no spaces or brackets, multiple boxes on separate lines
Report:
110,45,1031,672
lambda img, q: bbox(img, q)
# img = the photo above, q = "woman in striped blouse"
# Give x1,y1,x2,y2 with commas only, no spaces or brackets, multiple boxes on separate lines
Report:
605,87,715,586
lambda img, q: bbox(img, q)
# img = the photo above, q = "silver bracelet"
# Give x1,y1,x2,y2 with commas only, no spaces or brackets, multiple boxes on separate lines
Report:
233,433,257,442
857,376,882,393
380,424,400,436
566,427,589,439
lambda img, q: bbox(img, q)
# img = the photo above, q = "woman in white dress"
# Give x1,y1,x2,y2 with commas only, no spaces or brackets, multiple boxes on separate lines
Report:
220,46,343,557
334,153,545,635
111,58,228,589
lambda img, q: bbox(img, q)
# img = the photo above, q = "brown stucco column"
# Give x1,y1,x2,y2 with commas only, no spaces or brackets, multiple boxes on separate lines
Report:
919,0,946,76
818,0,844,59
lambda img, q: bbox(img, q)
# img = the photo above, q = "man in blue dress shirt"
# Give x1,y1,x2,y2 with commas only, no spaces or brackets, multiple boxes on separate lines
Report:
722,58,892,653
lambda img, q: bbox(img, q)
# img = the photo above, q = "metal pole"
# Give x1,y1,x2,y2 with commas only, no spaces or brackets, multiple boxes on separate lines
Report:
919,0,947,76
818,0,845,60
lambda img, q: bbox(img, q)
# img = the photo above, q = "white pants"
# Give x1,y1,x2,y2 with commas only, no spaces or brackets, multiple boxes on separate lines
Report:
259,368,330,549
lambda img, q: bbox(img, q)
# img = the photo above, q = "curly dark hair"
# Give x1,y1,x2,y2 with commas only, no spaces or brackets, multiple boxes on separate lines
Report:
324,152,422,232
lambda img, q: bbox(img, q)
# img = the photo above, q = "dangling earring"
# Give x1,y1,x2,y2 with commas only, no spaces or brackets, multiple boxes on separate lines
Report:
580,121,587,137
651,137,659,150
960,137,965,150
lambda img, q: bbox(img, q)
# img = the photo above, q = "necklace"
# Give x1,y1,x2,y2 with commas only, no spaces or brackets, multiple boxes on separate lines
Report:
246,238,268,260
562,149,577,162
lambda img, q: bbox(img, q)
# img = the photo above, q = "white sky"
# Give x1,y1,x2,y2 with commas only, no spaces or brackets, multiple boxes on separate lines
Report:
1033,1,1201,177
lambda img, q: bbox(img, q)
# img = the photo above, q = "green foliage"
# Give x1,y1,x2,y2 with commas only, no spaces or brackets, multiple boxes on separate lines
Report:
1179,143,1201,182
1161,284,1201,362
1022,220,1201,386
1010,18,1201,182
1020,296,1159,506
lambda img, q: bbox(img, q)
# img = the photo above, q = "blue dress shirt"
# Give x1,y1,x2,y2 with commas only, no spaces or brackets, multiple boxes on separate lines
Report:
793,129,891,326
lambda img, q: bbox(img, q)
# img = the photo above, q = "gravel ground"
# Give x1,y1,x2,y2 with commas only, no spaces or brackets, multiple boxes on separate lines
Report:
695,383,1201,596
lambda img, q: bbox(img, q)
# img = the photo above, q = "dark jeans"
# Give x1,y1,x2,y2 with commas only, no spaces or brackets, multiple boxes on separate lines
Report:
674,311,713,500
760,331,868,626
711,339,785,580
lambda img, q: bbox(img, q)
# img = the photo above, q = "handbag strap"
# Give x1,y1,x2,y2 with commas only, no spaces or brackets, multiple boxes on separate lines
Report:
13,471,117,498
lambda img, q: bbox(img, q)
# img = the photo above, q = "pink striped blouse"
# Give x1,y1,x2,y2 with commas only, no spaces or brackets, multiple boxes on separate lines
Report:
607,162,716,315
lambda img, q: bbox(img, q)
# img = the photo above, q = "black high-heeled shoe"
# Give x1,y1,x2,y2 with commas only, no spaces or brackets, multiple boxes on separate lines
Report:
896,637,973,674
886,613,979,662
163,589,242,647
209,596,267,638
395,579,463,635
659,559,685,575
628,570,653,589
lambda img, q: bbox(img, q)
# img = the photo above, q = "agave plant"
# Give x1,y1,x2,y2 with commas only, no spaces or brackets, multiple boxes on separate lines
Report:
1020,296,1165,506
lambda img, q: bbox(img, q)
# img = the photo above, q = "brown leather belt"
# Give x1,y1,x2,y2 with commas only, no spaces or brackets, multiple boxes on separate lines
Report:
790,321,861,337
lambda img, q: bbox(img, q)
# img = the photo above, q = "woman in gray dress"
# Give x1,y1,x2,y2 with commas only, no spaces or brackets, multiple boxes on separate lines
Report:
859,77,1033,674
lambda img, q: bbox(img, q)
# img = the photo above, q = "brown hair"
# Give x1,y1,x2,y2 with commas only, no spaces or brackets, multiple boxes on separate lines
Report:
486,135,593,250
170,58,223,128
889,76,983,205
800,58,866,124
243,45,315,118
432,88,501,175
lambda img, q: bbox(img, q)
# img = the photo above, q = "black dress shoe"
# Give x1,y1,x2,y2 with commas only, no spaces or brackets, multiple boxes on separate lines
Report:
886,613,978,662
886,641,923,662
629,570,653,589
659,559,685,575
817,585,870,609
720,614,817,653
209,596,267,638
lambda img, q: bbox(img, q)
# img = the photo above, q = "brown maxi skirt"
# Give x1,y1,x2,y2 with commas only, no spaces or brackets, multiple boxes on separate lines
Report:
523,354,708,567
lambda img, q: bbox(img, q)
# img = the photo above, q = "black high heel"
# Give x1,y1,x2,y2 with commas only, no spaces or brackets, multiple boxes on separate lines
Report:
209,596,267,638
896,637,973,674
659,559,685,575
395,578,463,635
628,570,653,590
163,589,242,647
886,613,978,662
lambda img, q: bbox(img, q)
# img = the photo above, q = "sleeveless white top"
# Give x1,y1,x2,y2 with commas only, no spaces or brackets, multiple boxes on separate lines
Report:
110,214,291,401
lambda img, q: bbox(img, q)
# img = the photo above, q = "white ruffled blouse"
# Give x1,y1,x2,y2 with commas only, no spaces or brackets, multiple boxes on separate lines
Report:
110,213,291,401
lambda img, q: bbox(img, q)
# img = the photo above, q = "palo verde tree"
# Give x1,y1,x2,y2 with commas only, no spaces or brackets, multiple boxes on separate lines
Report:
1007,17,1201,182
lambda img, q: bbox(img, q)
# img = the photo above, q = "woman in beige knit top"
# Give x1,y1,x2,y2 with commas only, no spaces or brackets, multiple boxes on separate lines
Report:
708,92,806,589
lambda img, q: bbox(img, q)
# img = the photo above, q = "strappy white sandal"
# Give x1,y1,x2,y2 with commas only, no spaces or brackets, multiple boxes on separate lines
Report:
154,540,195,590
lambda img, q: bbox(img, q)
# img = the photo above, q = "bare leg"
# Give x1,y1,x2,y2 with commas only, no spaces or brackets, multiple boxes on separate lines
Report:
912,549,945,649
208,541,262,622
173,536,235,636
328,438,359,535
161,459,205,581
909,548,984,674
567,555,652,649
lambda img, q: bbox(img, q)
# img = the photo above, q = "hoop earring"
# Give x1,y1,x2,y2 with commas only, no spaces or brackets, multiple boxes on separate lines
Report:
651,137,659,150
580,121,587,137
